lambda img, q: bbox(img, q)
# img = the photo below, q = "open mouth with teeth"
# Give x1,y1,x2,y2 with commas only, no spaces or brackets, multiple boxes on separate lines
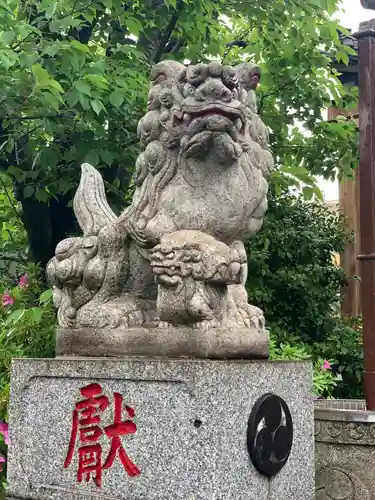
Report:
152,263,181,276
174,102,247,158
151,261,184,288
181,104,245,135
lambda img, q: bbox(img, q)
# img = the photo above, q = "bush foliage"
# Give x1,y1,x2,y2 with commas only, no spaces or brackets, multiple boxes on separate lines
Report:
248,185,364,399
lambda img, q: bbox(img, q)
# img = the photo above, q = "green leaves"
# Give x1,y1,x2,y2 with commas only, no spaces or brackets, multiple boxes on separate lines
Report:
1,31,13,45
125,16,143,36
75,79,91,95
4,306,45,327
4,309,24,326
85,74,109,90
164,0,177,8
247,186,363,398
31,63,64,110
23,186,34,198
278,165,323,199
0,265,56,477
0,0,357,215
39,289,52,304
31,64,50,83
109,90,124,108
45,1,58,19
32,63,64,95
302,186,322,201
0,48,18,69
269,339,340,397
90,99,104,115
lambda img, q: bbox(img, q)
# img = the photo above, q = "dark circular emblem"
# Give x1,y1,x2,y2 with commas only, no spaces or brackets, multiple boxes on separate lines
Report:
247,393,293,477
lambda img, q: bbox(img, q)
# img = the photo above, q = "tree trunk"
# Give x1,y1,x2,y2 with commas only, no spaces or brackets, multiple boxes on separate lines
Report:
17,187,78,272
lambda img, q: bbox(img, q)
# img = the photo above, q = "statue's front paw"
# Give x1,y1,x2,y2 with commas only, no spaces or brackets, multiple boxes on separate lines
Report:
236,303,265,330
76,301,123,329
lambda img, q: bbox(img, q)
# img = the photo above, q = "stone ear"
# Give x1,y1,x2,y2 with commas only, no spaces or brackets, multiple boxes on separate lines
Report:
234,62,262,91
150,60,186,84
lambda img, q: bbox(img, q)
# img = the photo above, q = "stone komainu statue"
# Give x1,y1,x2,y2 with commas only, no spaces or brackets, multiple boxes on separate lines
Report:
47,60,274,358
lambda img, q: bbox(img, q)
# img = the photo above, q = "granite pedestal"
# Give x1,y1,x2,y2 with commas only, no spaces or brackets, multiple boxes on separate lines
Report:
6,358,314,500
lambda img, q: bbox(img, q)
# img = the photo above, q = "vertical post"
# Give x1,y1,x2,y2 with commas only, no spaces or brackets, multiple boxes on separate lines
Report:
328,107,361,317
355,19,375,410
339,167,361,317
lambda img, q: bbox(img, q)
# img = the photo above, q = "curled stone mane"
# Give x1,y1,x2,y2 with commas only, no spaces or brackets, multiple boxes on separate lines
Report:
118,61,186,247
122,145,178,247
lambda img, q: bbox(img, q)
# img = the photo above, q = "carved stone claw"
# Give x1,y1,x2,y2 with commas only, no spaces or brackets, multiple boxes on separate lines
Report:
193,319,220,330
158,321,173,329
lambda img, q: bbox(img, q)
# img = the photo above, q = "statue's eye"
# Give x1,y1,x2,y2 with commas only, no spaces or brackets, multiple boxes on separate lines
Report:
184,83,196,97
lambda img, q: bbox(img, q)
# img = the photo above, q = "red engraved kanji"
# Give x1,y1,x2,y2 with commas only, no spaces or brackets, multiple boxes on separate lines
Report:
64,383,109,487
64,383,140,488
103,393,141,477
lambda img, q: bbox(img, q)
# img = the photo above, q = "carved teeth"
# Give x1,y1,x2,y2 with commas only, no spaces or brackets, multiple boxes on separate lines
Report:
183,113,192,125
235,118,242,131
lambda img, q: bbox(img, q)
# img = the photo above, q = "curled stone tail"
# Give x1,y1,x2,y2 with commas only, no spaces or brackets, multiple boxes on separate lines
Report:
73,163,117,236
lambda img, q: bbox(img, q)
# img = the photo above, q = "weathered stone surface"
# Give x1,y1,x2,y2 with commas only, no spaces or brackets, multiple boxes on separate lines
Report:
46,60,274,355
7,358,313,500
56,325,269,359
361,0,375,10
315,401,375,499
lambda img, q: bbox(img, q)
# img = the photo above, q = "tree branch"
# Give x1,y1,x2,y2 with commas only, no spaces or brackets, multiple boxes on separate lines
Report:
222,30,250,63
153,0,183,64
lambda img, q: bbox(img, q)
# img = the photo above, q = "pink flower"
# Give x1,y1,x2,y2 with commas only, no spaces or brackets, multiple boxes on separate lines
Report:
323,360,331,370
2,292,14,307
0,422,9,445
0,456,6,463
18,274,28,288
